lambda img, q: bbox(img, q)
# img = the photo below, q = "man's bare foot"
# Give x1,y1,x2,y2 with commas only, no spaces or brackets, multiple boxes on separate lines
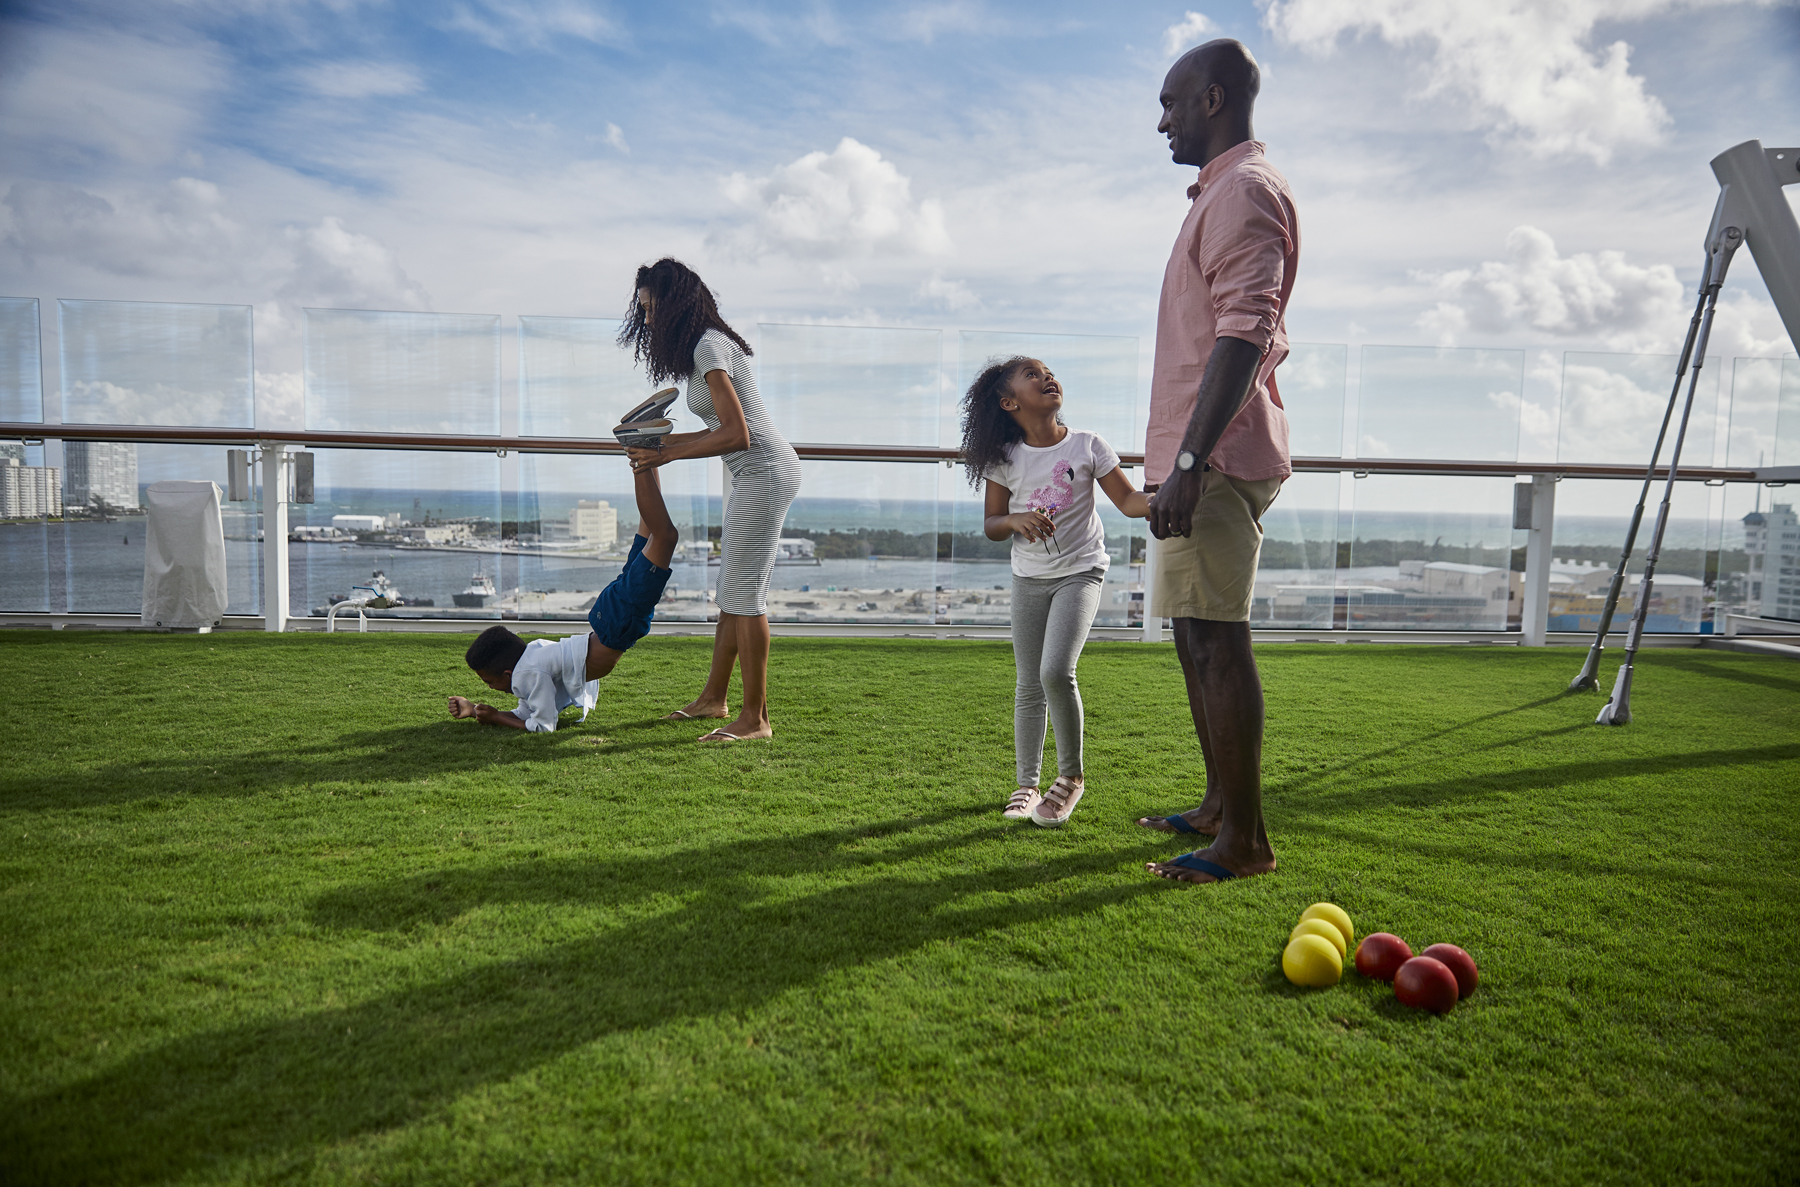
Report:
1134,807,1220,836
697,712,771,742
1146,845,1276,884
665,699,729,721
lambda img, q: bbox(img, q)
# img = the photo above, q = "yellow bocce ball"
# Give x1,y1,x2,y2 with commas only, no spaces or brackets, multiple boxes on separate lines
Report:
1290,917,1347,959
1282,934,1344,987
1299,902,1355,949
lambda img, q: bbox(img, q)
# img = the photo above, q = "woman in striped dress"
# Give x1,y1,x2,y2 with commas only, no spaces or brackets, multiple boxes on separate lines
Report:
620,258,803,742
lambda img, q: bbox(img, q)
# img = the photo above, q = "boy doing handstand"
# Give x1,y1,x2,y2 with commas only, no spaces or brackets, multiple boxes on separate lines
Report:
448,465,677,731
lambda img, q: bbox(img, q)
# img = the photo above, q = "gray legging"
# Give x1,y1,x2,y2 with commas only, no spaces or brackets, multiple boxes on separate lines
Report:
1012,567,1105,786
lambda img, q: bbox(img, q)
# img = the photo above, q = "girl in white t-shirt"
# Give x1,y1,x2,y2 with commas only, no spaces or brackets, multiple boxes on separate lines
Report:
960,356,1151,828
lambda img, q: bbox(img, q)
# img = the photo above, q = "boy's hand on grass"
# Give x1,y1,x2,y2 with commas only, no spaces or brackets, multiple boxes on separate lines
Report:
448,695,477,720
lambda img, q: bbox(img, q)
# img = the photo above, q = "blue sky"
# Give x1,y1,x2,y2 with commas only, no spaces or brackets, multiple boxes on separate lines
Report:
0,0,1795,440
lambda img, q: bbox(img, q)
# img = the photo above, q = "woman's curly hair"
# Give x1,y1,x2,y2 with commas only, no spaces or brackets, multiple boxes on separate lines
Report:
618,258,754,384
959,355,1054,488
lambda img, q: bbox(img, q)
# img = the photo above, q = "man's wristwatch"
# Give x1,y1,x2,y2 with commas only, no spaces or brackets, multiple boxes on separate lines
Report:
1175,450,1199,473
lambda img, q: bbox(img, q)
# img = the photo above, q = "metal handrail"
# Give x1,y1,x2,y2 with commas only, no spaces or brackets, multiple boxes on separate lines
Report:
0,420,1766,481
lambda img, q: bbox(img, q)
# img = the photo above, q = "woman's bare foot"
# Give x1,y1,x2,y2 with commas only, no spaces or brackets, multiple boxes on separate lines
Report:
697,710,771,741
1134,807,1221,836
665,699,730,721
1146,843,1277,884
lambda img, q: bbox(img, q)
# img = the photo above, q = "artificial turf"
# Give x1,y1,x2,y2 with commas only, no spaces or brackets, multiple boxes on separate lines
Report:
1,630,1796,1186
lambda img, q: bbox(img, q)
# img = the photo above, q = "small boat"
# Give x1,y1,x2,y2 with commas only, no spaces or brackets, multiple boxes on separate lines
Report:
453,568,498,608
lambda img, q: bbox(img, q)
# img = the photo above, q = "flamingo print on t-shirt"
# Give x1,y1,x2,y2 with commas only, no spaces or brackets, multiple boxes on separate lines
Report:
989,430,1121,579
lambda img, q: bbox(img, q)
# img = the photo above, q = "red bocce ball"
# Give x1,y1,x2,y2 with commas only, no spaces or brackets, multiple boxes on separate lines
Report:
1421,943,1479,999
1354,932,1413,982
1393,956,1460,1014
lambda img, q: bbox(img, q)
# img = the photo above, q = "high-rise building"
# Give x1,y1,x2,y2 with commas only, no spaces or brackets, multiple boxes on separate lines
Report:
0,441,23,465
0,457,63,518
1743,502,1799,622
63,441,139,511
568,499,618,546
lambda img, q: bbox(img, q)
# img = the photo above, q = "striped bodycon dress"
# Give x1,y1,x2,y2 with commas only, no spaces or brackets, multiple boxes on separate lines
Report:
687,329,803,617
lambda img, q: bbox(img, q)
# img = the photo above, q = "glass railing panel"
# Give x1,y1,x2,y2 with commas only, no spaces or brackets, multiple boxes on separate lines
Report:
942,461,1011,627
518,316,643,438
1356,346,1522,461
0,437,55,611
1726,357,1783,467
773,460,938,624
61,444,260,615
1559,352,1721,467
758,324,942,447
1280,343,1347,458
954,332,1137,452
1,297,43,423
304,308,500,435
1255,470,1341,629
1548,478,1715,633
1344,475,1519,630
1775,358,1800,469
512,452,714,623
58,300,253,427
1714,481,1800,625
287,448,500,621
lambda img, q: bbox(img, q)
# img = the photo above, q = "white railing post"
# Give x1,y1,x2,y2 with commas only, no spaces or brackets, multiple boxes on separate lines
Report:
1521,473,1556,646
1141,532,1164,643
261,443,289,632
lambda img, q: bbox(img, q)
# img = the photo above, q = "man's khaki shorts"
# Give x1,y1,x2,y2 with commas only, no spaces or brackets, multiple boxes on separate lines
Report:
1152,471,1284,622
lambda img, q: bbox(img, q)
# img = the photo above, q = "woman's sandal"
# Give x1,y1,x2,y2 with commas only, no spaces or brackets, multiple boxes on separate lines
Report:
664,706,729,721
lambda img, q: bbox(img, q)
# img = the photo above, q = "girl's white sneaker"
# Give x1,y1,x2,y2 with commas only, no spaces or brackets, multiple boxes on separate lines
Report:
1002,786,1042,820
1030,776,1084,828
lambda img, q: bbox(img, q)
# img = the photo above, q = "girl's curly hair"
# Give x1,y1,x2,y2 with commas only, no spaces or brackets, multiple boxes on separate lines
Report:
618,258,754,384
959,355,1054,488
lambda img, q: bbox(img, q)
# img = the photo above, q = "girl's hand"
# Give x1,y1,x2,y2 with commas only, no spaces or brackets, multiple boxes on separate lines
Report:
1011,510,1057,543
624,445,666,472
448,695,476,719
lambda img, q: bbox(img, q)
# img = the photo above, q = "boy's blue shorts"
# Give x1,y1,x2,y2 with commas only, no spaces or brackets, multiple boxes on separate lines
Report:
588,535,672,653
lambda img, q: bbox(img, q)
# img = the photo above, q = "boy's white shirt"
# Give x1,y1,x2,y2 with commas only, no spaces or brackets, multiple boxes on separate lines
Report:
509,634,598,732
988,429,1121,579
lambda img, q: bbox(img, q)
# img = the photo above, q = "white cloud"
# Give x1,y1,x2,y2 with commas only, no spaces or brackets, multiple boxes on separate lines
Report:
603,122,629,152
279,216,432,311
255,369,304,431
897,2,992,42
1163,11,1220,56
716,138,951,260
300,60,423,99
919,275,981,311
2,177,250,282
1259,0,1738,162
444,1,621,50
1711,290,1795,358
1415,225,1684,349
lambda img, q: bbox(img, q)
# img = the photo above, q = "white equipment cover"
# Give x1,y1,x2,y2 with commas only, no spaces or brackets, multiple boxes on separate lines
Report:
142,480,228,628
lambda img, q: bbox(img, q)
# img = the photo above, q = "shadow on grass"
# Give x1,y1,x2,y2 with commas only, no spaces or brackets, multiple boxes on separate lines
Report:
0,718,698,810
1669,656,1800,697
0,810,1167,1185
1276,742,1800,821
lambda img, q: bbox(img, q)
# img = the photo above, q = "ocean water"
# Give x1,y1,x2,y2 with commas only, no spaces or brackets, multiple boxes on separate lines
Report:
1,485,1727,617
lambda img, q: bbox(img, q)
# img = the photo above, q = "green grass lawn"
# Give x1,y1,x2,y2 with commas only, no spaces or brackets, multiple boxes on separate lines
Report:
2,631,1797,1186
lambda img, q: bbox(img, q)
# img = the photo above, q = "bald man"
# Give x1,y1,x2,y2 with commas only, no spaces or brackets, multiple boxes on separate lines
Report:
1138,39,1299,885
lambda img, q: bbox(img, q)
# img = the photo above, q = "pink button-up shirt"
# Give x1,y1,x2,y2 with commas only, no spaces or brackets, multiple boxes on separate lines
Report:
1145,140,1299,486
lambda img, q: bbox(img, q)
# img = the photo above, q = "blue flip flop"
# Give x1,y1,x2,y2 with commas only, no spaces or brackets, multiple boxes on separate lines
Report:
1161,814,1202,834
1160,852,1236,882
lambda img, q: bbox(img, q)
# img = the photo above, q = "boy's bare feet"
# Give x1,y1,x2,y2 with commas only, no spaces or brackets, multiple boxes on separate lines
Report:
1134,806,1221,836
665,699,730,721
1146,842,1276,884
